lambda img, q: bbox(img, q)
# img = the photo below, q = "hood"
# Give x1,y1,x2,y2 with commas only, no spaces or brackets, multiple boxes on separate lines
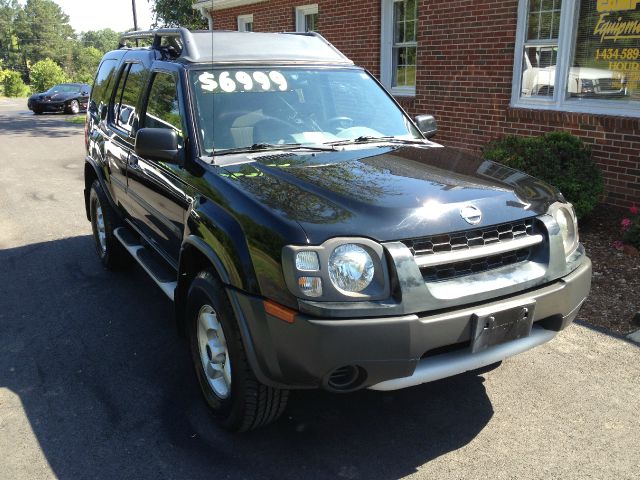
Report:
220,144,559,244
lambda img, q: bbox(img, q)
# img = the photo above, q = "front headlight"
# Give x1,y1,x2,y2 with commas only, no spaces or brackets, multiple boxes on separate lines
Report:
282,238,389,301
548,202,579,257
328,244,374,293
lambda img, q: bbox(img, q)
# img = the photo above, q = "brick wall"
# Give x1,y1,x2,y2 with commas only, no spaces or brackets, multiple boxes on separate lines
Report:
210,0,381,75
210,0,640,207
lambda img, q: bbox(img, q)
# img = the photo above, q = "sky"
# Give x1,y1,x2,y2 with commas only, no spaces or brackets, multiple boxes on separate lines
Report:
50,0,156,33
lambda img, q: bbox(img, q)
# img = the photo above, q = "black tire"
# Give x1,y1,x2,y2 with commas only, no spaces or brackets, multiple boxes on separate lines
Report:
33,108,42,115
187,270,289,432
89,179,131,270
67,99,80,115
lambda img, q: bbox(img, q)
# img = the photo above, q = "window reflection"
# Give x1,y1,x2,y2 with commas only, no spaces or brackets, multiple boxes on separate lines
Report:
568,0,633,100
145,72,184,145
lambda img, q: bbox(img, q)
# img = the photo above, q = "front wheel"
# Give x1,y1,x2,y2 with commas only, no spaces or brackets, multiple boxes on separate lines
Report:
187,271,289,432
67,99,80,115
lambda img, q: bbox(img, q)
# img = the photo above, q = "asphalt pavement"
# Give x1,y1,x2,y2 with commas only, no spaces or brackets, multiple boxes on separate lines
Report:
0,97,639,479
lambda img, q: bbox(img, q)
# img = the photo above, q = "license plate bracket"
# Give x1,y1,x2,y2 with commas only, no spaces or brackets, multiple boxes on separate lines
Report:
471,301,535,353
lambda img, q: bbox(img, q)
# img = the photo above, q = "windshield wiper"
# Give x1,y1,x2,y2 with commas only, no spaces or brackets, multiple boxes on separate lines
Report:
326,136,427,146
214,143,338,156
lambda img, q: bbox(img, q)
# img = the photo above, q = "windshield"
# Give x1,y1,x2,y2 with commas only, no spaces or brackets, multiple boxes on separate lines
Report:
48,84,83,94
189,67,421,154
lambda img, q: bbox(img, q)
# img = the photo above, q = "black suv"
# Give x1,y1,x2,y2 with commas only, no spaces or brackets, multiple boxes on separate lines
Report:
84,28,592,431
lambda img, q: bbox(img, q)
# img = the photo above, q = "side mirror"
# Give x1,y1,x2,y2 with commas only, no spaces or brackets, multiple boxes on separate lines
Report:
100,104,108,121
135,128,180,163
415,114,437,139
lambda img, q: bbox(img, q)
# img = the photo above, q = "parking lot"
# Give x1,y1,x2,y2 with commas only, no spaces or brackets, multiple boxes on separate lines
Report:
0,97,639,479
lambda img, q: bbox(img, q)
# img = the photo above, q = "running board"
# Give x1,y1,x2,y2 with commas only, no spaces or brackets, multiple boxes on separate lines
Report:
368,325,557,391
113,227,177,301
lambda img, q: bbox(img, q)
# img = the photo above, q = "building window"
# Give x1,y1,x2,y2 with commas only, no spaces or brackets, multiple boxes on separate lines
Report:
296,4,318,32
237,14,253,32
381,0,418,96
513,0,640,116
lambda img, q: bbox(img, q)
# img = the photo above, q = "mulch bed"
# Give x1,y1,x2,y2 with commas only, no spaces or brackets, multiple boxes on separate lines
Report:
578,204,640,335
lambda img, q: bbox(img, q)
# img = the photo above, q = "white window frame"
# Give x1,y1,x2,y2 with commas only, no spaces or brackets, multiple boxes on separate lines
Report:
380,0,417,97
512,0,640,117
237,14,254,32
295,4,318,32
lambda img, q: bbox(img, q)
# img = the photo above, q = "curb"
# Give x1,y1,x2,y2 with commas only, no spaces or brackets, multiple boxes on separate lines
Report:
626,330,640,345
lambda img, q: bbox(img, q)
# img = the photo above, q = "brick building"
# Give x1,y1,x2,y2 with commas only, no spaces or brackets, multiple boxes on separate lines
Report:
192,0,640,207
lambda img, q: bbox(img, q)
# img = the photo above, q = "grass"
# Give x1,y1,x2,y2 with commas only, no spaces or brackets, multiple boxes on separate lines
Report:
66,115,85,124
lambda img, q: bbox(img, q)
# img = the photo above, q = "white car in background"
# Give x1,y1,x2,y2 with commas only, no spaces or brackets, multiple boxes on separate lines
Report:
521,52,627,98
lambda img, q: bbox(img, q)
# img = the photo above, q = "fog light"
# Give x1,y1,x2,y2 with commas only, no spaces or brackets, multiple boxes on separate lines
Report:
295,251,320,271
298,276,322,297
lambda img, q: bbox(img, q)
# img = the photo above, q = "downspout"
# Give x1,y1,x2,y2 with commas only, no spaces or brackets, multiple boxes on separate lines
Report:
197,6,214,30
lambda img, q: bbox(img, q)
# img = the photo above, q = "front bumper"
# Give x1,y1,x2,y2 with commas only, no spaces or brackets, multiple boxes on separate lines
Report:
230,256,592,391
30,101,65,112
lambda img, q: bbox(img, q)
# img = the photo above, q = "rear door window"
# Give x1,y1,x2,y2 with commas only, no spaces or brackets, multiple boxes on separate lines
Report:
112,63,146,135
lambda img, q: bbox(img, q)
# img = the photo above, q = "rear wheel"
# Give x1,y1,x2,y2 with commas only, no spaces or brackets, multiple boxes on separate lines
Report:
89,180,131,270
187,271,289,432
67,99,80,115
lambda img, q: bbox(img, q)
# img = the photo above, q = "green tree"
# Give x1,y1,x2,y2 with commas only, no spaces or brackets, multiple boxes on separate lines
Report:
151,0,207,29
80,29,121,53
69,45,102,84
0,0,20,70
14,0,75,77
2,69,28,96
30,58,67,92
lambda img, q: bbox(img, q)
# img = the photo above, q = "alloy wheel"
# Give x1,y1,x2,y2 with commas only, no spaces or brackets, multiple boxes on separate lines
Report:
197,305,231,399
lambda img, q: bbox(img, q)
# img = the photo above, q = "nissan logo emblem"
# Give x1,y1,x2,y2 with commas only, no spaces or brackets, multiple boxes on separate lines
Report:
460,205,482,225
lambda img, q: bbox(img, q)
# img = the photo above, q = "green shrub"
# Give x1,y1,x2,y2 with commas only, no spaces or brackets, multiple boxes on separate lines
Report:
482,131,604,219
2,70,29,97
30,58,67,93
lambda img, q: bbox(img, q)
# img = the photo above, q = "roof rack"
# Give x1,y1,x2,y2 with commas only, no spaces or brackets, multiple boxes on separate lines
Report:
119,28,199,61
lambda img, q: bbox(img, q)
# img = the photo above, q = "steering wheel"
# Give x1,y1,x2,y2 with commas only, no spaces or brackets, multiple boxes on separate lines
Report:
327,116,354,132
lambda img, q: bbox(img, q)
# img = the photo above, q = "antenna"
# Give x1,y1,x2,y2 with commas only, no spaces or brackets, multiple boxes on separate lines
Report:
209,1,215,160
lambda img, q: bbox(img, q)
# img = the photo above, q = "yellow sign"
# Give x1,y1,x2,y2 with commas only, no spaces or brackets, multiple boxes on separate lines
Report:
594,13,640,40
597,0,640,12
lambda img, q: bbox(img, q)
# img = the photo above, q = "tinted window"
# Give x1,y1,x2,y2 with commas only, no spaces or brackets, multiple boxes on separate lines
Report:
90,60,116,112
113,63,146,134
144,72,184,145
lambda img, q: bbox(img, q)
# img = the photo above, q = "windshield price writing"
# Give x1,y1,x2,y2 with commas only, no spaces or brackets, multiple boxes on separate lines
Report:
198,70,288,93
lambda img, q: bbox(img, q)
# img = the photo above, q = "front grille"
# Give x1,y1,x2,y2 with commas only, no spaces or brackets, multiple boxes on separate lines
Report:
597,78,622,92
404,219,535,256
403,218,538,282
421,247,532,282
